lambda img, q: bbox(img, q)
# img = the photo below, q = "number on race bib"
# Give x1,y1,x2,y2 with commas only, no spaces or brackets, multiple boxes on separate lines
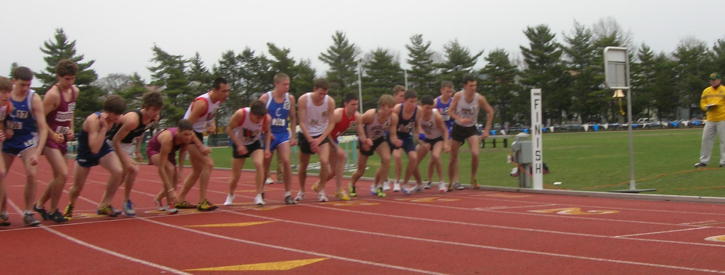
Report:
271,118,286,127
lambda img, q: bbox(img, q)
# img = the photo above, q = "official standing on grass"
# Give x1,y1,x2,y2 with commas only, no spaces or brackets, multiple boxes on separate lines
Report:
694,72,725,168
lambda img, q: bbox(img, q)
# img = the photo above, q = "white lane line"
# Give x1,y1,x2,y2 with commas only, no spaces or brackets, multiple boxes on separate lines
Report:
614,227,711,238
5,199,190,275
475,203,558,210
138,216,444,275
216,209,725,274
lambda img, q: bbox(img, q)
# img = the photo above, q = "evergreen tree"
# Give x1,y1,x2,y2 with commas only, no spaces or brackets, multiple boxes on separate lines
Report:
148,45,192,125
237,48,273,106
520,24,569,123
8,62,18,76
187,52,212,91
362,48,404,108
479,49,520,124
562,22,602,122
631,44,657,118
437,39,482,86
651,53,679,119
319,31,359,100
117,73,148,110
673,38,711,119
292,59,316,98
37,28,97,92
713,39,725,75
406,34,437,94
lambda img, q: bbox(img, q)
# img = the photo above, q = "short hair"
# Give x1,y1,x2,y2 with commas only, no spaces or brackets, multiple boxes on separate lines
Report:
12,67,33,81
392,85,406,95
378,94,395,108
404,90,417,100
313,78,329,90
103,95,127,115
343,93,358,104
421,95,434,105
273,73,289,84
142,90,164,109
441,81,453,89
462,75,477,85
177,119,193,131
55,59,78,77
0,77,11,91
250,100,267,116
213,77,227,90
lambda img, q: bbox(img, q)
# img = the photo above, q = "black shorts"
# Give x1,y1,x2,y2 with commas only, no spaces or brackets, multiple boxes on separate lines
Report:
194,131,204,143
359,137,386,156
77,140,115,168
451,124,479,144
390,133,416,153
298,132,330,155
231,140,262,159
424,136,444,147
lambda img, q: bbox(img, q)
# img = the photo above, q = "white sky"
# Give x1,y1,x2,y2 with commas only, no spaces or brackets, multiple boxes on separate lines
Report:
1,0,723,83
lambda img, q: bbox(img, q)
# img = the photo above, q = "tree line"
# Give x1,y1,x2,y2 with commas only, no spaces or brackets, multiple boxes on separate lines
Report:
10,18,725,130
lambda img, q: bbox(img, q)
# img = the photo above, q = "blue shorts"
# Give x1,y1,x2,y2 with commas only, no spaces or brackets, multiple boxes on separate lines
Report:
266,131,290,152
2,133,38,156
391,133,416,153
77,139,115,167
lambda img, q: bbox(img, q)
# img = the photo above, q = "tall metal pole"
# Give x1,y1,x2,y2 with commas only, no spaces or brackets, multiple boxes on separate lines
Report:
357,63,363,113
625,56,636,191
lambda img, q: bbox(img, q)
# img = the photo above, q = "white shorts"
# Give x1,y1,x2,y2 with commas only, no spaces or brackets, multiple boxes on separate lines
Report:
120,143,136,158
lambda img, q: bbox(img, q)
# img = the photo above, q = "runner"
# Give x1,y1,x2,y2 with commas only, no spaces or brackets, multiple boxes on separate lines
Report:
296,79,335,202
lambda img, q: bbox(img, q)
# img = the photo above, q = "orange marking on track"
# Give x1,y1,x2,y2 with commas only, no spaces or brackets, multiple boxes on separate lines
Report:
529,207,619,215
705,235,725,242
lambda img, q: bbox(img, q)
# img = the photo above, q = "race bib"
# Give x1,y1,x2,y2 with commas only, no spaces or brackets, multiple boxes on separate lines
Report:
271,118,286,127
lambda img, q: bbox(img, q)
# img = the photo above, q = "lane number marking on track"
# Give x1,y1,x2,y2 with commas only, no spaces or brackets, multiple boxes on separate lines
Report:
529,207,619,215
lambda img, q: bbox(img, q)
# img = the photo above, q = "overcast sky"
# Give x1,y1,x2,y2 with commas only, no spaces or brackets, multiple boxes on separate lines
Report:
1,0,723,84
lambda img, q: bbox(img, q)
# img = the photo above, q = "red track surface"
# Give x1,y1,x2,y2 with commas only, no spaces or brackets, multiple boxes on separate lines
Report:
2,159,725,274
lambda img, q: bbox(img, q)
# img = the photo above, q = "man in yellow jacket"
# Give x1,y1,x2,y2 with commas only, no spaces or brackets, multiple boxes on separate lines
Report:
695,72,725,168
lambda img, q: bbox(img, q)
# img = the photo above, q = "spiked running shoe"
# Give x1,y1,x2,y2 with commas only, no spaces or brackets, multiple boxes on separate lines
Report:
376,186,386,198
349,186,357,197
23,213,40,227
49,210,68,223
167,207,179,215
123,200,136,217
197,200,218,211
393,182,401,192
284,194,296,205
336,191,351,201
175,200,197,209
63,204,74,219
254,194,265,206
33,205,50,220
223,194,235,206
0,213,10,226
294,191,305,202
97,205,122,217
318,192,329,202
383,181,391,191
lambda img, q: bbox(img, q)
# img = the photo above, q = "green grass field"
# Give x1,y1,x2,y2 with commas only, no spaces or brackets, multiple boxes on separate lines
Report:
208,128,725,197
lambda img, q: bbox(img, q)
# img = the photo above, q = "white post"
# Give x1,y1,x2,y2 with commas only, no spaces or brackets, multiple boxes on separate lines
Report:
404,70,408,90
530,89,544,190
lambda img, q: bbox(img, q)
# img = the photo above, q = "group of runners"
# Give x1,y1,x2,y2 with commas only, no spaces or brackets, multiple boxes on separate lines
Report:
0,61,494,227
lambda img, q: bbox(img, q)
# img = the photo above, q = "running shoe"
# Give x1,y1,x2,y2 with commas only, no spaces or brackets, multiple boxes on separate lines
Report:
383,181,391,191
349,186,357,197
376,186,387,198
197,200,218,211
438,181,448,193
453,182,465,190
155,199,168,211
167,206,178,215
33,205,50,220
423,181,433,189
694,162,707,168
97,205,121,217
223,194,235,206
284,193,296,205
294,191,305,202
370,184,378,195
63,204,74,219
265,177,274,184
0,213,10,226
393,182,401,192
403,185,421,195
336,191,351,201
123,200,136,217
48,210,68,223
318,192,329,202
254,194,265,206
175,200,197,209
23,213,40,227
